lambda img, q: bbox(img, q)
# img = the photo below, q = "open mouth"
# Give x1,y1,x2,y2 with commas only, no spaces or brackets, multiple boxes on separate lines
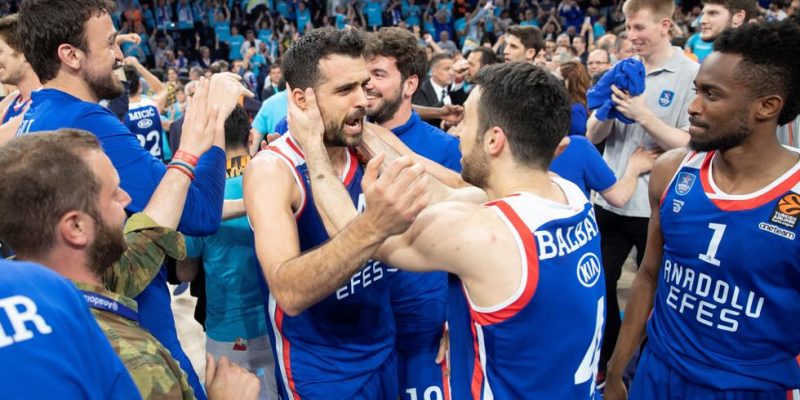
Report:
344,117,363,135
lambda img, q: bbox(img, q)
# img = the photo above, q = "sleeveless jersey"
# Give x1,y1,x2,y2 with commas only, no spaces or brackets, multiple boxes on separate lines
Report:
255,134,396,399
463,180,606,399
124,98,165,161
649,150,800,390
2,93,30,124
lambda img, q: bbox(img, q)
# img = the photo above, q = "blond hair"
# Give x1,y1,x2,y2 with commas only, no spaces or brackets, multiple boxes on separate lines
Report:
622,0,675,20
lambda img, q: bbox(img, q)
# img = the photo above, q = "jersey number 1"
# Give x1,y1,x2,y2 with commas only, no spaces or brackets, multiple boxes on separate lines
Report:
699,223,726,267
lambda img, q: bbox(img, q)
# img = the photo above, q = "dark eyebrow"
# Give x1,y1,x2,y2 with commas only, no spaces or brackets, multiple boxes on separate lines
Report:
334,81,360,92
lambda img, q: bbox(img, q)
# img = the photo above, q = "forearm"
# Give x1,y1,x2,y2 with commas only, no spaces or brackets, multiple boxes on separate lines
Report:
222,199,246,220
601,164,641,208
304,142,359,235
143,169,193,228
638,113,690,149
586,113,614,144
271,216,385,316
606,268,658,379
176,146,226,236
135,62,166,95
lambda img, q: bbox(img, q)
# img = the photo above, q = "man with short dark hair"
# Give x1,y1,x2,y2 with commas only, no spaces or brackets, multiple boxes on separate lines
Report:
244,27,430,399
587,48,612,81
503,25,545,63
261,62,284,101
15,2,251,397
413,53,455,108
363,27,461,400
605,20,800,400
465,47,498,83
0,14,39,128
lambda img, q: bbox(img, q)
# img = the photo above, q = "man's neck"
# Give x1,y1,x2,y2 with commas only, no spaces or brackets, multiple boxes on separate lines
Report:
379,100,413,131
431,77,448,89
484,160,568,205
712,128,799,194
641,41,675,72
27,253,103,287
15,72,42,101
45,73,99,103
326,145,350,177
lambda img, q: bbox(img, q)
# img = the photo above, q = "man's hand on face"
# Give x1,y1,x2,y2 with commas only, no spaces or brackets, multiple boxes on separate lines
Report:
287,86,326,151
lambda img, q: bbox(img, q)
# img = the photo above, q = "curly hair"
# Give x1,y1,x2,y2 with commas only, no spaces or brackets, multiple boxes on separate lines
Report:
714,20,800,125
365,27,428,83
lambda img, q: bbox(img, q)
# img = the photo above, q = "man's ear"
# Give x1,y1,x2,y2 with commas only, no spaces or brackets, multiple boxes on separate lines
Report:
289,84,308,110
731,9,747,27
404,75,419,98
553,136,571,159
754,94,784,123
57,211,93,250
525,48,537,62
57,44,82,71
485,126,507,157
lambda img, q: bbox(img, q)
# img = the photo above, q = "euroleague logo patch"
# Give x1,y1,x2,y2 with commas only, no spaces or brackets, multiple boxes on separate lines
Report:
675,172,696,196
770,192,800,229
576,253,602,288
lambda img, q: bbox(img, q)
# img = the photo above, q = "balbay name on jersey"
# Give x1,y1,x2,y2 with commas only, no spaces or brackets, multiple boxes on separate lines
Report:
661,257,764,333
0,295,53,348
534,207,599,260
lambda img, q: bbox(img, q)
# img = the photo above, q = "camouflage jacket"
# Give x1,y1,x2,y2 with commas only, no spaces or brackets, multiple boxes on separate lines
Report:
75,213,194,400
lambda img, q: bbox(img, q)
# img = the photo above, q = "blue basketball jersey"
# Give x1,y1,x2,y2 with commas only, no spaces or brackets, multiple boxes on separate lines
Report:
1,93,30,124
461,181,605,399
124,98,165,161
255,134,396,399
649,150,800,391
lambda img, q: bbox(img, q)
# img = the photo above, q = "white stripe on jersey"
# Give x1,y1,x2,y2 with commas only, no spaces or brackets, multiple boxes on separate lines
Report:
475,324,494,400
268,296,295,400
791,388,800,400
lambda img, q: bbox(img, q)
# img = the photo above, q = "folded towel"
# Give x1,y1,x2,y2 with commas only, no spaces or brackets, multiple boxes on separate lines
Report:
587,58,646,124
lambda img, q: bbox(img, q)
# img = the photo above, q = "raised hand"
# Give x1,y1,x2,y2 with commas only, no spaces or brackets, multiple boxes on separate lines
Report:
287,87,325,151
178,77,220,156
361,154,430,237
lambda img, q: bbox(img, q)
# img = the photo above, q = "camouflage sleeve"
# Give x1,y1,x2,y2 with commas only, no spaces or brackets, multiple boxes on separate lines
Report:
104,213,187,298
114,330,196,400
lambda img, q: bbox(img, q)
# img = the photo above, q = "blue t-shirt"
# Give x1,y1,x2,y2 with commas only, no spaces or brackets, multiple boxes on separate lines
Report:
258,28,272,44
296,9,311,33
276,0,291,18
252,90,288,134
686,33,714,62
186,172,268,343
549,135,616,198
0,260,141,400
570,102,588,136
214,21,231,43
18,88,225,400
364,1,383,27
404,4,421,26
227,34,245,60
520,19,540,27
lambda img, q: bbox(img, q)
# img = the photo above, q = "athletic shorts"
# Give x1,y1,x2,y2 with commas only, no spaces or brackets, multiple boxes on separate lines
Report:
398,345,446,400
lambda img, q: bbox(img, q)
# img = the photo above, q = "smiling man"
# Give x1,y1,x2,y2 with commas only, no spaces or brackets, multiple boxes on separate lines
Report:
585,0,699,379
604,20,800,400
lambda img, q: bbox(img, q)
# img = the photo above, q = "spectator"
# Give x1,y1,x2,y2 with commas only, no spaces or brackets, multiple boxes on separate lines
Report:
227,25,245,61
503,25,545,63
413,52,454,108
559,61,590,136
587,48,612,81
261,62,285,101
437,30,458,54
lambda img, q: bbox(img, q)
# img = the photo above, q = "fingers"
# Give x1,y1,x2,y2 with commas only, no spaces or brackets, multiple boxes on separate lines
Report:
379,156,414,184
303,87,318,113
362,152,385,190
205,353,217,386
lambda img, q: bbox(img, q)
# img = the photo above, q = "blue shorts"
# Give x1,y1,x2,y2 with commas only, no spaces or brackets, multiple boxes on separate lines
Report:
631,347,798,400
352,351,399,400
397,345,446,400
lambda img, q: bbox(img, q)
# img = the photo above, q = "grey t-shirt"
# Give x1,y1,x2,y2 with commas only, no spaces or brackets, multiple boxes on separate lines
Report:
596,47,699,218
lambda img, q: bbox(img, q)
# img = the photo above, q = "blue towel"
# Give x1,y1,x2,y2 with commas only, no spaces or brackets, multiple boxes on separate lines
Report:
587,58,646,124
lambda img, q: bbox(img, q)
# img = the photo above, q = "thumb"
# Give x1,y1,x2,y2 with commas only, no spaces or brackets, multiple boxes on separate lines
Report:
363,152,385,190
304,87,318,113
205,354,217,387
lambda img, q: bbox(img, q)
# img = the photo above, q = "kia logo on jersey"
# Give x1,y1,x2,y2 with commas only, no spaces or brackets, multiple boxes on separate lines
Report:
675,172,696,196
576,253,602,288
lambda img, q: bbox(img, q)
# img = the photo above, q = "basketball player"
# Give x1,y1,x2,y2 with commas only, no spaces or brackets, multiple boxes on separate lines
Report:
290,61,606,399
123,58,168,161
604,21,800,400
243,28,429,399
363,27,460,400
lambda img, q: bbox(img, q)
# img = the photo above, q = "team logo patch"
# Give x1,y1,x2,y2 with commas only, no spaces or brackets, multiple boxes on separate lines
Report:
659,90,675,107
770,193,800,229
675,172,696,195
137,118,153,129
576,253,602,288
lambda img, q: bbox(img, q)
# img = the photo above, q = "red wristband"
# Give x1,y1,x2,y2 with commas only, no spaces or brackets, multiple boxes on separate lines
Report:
168,164,195,181
173,150,199,167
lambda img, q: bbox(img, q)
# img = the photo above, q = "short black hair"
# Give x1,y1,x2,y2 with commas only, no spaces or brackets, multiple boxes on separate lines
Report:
474,62,570,170
123,65,140,95
366,27,428,82
507,25,545,54
714,20,800,125
429,52,453,70
467,47,498,68
19,0,115,83
224,105,251,150
283,28,365,90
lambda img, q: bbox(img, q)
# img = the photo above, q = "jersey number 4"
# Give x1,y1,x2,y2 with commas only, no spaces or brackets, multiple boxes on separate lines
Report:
699,223,726,267
574,296,604,395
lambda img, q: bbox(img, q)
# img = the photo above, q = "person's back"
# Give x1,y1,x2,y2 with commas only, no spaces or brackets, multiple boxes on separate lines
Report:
125,96,167,161
256,134,395,399
0,260,142,400
463,181,605,399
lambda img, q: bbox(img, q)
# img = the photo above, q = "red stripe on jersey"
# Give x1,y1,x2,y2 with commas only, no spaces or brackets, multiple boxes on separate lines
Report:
265,146,308,219
342,148,359,186
274,307,301,399
701,151,800,211
286,135,306,160
470,200,540,325
469,322,484,400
